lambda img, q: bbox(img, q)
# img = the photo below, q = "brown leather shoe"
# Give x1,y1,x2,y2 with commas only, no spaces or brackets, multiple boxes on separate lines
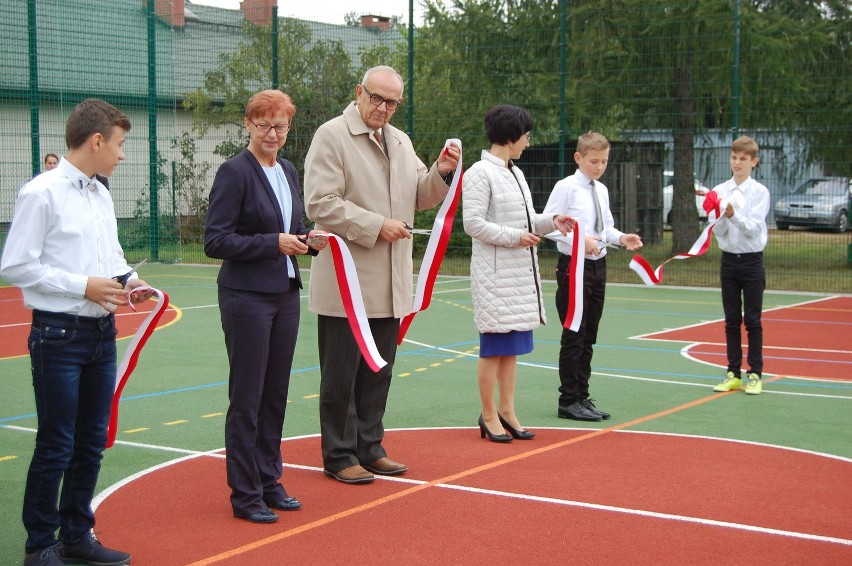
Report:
323,464,374,484
363,457,408,476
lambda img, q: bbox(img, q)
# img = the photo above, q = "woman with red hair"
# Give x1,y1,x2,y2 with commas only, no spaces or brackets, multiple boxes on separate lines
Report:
205,90,327,524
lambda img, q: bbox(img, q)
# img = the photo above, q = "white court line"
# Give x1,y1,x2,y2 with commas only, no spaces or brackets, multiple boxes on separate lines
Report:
401,339,852,401
5,424,849,547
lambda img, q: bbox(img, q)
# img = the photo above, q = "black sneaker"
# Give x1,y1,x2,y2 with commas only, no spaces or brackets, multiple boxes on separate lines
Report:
23,543,63,566
59,532,130,566
580,398,610,420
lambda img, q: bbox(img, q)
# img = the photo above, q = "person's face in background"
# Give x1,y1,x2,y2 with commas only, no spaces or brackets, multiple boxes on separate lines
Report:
244,111,291,165
43,155,59,170
355,70,403,131
574,147,610,181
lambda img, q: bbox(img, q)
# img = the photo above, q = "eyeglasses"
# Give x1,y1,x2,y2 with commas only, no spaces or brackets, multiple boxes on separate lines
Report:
250,120,290,134
524,133,531,142
361,86,402,110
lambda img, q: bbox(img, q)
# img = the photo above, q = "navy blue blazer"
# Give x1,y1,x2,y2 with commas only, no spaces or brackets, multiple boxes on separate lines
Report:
204,149,316,293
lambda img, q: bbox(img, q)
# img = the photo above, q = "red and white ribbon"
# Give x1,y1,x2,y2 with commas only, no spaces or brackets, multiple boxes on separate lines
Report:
629,191,726,286
397,138,463,344
327,234,388,372
563,220,584,332
107,288,170,448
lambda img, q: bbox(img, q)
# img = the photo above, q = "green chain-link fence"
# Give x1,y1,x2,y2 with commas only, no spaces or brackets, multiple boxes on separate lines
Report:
2,0,850,292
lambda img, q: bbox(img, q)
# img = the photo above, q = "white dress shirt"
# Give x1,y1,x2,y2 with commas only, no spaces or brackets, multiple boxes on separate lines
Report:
0,158,132,316
262,163,296,278
711,176,770,253
542,170,624,260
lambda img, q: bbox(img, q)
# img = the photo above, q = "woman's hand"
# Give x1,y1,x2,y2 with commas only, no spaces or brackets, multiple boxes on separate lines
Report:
518,232,541,248
278,233,309,255
553,215,576,235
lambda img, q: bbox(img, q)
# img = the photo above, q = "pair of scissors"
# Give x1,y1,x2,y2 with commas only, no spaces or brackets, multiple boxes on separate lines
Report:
403,222,433,236
112,258,148,288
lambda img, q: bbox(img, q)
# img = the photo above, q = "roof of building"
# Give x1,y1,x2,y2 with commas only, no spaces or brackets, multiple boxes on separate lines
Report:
1,0,400,104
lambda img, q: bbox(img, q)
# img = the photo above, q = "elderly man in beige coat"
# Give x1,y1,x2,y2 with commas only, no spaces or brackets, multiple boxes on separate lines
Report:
304,66,460,484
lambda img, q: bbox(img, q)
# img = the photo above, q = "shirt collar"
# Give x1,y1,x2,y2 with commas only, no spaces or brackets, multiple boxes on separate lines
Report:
58,159,98,192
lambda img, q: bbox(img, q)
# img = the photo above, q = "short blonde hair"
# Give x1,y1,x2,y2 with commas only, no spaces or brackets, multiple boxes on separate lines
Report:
576,131,610,154
731,135,759,159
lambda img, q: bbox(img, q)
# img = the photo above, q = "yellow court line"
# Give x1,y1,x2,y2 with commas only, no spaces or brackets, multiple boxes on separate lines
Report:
186,375,784,566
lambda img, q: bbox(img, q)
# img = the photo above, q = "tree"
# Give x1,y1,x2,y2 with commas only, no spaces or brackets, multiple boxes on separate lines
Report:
182,19,359,175
412,0,850,252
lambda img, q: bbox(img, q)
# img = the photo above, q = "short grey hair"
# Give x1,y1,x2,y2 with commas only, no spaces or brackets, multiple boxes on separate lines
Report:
361,66,405,94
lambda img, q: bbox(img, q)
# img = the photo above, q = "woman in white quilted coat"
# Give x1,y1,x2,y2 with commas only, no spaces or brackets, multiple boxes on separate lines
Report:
463,105,574,443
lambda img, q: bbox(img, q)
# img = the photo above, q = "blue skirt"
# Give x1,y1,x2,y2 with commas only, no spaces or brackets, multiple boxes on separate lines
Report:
479,330,533,358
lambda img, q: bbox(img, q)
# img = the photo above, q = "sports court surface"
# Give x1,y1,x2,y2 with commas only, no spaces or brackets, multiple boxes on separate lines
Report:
1,264,850,564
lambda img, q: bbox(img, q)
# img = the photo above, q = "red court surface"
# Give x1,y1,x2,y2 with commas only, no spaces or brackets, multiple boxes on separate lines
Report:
0,286,177,358
94,428,852,565
637,295,852,381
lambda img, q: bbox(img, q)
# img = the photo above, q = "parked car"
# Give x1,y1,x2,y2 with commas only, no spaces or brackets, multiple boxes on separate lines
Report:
662,170,710,225
774,177,851,233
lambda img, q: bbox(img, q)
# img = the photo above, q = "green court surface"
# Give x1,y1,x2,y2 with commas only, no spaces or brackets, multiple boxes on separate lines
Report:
1,264,850,563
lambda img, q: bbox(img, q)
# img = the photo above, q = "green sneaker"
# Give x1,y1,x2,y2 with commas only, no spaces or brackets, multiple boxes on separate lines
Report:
744,373,762,395
713,372,742,392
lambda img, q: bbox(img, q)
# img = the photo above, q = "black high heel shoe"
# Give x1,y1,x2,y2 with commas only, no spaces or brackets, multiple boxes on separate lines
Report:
478,415,512,443
498,414,535,440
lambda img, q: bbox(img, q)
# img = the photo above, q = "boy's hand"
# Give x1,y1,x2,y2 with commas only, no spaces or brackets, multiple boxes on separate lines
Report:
85,276,129,312
585,235,603,255
126,279,154,304
724,203,735,218
620,233,644,251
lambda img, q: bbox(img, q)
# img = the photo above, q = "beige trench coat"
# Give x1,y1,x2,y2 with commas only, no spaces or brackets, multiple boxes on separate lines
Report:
304,102,449,318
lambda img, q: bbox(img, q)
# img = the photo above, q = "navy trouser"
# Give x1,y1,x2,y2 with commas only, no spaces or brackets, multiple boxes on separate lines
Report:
720,251,765,375
555,254,607,406
24,310,116,552
219,285,299,517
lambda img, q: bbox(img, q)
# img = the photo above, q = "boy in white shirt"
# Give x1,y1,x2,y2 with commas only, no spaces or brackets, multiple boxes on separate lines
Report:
2,99,152,566
543,131,642,421
710,135,770,395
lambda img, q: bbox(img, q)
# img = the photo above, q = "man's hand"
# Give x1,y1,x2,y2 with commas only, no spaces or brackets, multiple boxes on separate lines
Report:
379,219,413,242
303,230,329,251
437,143,461,176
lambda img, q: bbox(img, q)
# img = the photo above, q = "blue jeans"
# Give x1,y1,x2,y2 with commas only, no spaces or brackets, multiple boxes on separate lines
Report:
23,310,117,552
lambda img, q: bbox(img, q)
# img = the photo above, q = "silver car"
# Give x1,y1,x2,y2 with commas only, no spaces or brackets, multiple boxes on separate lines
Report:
775,177,851,233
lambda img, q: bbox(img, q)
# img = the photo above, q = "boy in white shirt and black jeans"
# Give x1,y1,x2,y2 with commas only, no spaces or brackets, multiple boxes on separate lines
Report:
710,135,770,395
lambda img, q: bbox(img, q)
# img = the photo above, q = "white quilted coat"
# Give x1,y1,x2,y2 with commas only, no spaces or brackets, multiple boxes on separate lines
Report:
463,151,557,334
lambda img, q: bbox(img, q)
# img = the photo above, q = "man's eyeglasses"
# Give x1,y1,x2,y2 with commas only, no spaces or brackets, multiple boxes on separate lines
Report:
250,120,290,134
361,86,402,110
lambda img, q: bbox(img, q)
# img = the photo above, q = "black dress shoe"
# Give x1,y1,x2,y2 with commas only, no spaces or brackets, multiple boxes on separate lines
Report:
580,398,610,420
478,415,512,443
235,509,279,523
266,496,302,511
498,413,535,440
558,401,603,421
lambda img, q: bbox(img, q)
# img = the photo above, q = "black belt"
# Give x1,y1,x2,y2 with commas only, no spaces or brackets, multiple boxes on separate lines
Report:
722,251,763,259
32,309,114,330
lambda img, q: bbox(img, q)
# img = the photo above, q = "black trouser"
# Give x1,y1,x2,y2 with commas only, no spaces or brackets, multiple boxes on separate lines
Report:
555,254,606,406
317,315,399,473
720,251,765,376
